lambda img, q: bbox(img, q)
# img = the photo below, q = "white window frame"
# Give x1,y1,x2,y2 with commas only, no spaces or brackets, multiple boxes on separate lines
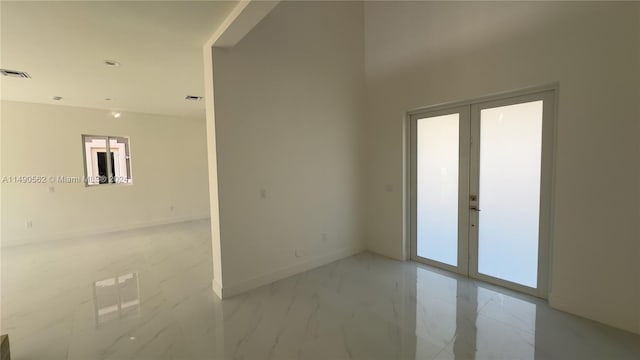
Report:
82,134,133,186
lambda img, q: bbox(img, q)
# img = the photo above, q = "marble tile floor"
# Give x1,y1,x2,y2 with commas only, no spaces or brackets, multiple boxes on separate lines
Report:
2,220,639,359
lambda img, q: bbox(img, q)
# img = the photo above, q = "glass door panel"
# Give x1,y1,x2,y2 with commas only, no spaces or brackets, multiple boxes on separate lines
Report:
476,101,543,288
411,107,470,274
416,113,460,266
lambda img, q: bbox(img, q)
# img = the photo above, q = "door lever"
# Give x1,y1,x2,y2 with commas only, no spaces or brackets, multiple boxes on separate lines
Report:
470,206,481,212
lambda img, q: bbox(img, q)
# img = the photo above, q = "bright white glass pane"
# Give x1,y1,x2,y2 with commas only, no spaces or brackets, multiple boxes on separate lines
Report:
417,114,459,266
478,101,543,288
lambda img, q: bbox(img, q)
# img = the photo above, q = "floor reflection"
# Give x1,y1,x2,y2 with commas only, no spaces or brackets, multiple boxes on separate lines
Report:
415,268,458,359
2,221,639,359
453,279,478,360
93,272,141,325
414,267,540,360
475,287,536,360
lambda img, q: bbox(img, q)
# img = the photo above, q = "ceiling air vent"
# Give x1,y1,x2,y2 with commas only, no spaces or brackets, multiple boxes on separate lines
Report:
185,95,203,101
104,60,121,67
1,69,31,78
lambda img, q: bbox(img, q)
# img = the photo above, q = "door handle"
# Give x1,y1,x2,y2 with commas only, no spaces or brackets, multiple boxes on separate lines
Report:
470,206,481,211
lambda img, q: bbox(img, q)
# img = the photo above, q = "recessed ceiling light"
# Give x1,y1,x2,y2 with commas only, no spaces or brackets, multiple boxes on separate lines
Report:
185,95,203,101
52,96,63,101
104,60,121,67
1,69,31,78
112,112,122,119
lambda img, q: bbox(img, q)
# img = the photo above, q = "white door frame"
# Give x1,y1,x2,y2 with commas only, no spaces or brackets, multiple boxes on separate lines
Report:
409,105,471,277
406,84,557,298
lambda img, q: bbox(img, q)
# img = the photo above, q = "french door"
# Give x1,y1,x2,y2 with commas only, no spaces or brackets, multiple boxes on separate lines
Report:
409,88,555,297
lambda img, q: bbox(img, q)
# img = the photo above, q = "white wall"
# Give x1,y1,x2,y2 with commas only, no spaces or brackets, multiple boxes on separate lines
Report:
364,2,640,334
1,100,210,246
212,1,365,295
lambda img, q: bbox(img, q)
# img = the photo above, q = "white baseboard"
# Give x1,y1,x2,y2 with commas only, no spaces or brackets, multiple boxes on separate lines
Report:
366,245,404,262
216,245,365,299
549,292,640,335
2,215,211,247
212,279,223,299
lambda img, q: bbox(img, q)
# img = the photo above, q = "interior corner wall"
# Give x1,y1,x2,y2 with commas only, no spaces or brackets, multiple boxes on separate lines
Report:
364,2,640,334
0,101,211,246
212,1,365,295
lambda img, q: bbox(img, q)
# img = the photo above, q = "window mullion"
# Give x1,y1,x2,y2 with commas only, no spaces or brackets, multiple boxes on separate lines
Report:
106,137,113,184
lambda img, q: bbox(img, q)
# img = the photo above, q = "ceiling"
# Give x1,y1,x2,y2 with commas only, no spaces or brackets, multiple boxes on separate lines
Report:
0,1,238,118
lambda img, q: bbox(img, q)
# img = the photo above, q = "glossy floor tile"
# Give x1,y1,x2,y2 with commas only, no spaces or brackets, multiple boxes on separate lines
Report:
2,220,639,359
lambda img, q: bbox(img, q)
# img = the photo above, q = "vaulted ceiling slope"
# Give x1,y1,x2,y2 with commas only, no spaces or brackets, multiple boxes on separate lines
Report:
1,1,238,118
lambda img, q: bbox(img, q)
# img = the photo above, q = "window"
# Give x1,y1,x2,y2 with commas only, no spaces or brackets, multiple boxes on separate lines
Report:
82,135,132,185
